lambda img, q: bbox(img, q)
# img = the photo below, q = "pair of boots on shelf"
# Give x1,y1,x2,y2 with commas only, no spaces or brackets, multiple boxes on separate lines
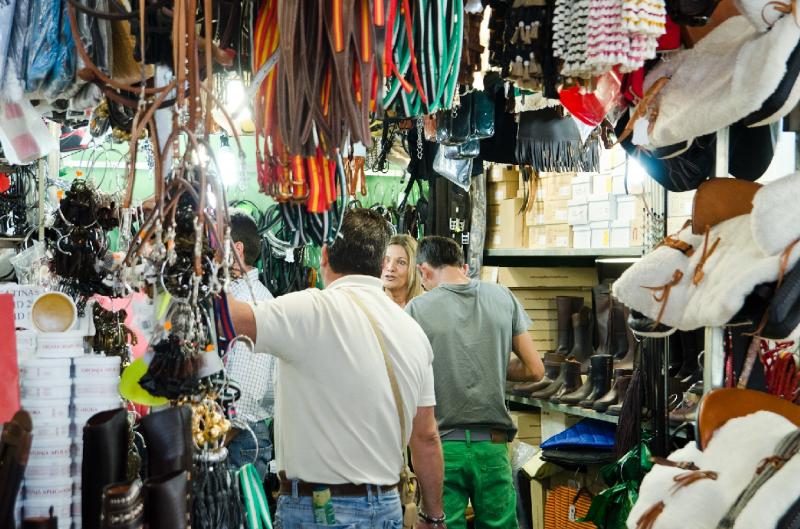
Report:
83,406,192,529
512,285,637,412
666,329,705,425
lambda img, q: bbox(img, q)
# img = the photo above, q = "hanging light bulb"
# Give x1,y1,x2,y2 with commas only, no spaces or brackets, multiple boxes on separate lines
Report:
217,133,240,189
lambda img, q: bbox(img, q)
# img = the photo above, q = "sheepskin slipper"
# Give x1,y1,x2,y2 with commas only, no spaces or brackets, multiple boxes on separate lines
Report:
636,15,800,149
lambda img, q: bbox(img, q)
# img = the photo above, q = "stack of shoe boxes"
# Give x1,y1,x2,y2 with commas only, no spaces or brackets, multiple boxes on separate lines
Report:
525,173,573,249
486,165,526,249
667,189,694,235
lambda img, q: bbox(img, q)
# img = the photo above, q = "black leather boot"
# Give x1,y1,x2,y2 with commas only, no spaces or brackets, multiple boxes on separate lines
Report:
0,410,32,528
556,296,584,354
83,408,129,529
593,368,633,412
546,360,583,402
606,375,633,416
592,284,611,355
568,307,594,370
101,478,144,529
611,300,637,369
144,470,189,529
140,405,193,479
579,355,613,408
512,353,565,395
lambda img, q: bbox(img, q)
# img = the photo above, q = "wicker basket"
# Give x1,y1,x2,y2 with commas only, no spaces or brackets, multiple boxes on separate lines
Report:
543,485,596,529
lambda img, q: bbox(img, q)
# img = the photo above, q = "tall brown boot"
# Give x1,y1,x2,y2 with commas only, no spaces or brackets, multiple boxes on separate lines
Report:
555,296,584,355
610,300,637,369
579,355,613,408
592,284,612,355
568,307,593,371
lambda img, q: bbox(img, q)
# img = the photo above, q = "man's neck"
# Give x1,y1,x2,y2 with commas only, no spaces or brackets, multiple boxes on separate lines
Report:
439,266,470,286
385,287,408,307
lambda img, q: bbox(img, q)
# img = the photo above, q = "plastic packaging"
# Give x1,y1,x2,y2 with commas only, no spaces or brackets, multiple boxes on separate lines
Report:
30,419,71,439
74,379,119,399
25,456,71,480
42,0,77,99
559,70,624,127
2,0,31,97
24,478,74,502
0,98,58,164
433,146,473,191
20,381,72,400
0,0,17,87
29,438,72,460
21,398,71,421
37,330,85,358
20,357,70,380
24,0,60,93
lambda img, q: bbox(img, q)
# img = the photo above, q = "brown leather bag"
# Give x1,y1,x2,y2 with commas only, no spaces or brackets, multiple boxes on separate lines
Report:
691,178,762,234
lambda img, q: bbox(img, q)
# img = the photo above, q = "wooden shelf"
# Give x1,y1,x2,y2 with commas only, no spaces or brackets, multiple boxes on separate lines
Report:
486,247,643,258
507,394,620,424
0,237,23,249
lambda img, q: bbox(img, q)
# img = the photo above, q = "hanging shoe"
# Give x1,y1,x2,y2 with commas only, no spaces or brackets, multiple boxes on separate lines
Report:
568,306,594,371
555,296,584,355
143,470,189,529
579,355,614,408
83,408,129,529
139,405,193,479
543,360,583,401
669,382,704,425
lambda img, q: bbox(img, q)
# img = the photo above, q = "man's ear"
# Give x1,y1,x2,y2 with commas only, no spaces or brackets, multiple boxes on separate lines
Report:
320,245,329,268
234,240,245,259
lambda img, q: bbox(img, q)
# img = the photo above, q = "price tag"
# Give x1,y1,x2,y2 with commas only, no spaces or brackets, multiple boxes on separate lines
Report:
568,505,577,522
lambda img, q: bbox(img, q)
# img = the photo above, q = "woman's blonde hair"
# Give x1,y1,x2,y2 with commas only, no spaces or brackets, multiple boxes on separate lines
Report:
388,234,423,302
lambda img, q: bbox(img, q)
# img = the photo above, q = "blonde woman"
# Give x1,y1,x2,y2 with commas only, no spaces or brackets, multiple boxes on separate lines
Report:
382,234,423,308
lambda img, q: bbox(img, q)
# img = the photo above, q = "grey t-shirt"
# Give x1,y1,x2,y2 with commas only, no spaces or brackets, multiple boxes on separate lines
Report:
405,279,531,439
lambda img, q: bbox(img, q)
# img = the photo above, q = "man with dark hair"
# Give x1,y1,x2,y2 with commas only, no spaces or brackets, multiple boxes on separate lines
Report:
228,209,446,529
407,235,545,529
225,210,275,480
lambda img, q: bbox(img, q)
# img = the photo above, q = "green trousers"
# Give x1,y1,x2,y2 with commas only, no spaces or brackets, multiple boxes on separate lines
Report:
442,437,518,529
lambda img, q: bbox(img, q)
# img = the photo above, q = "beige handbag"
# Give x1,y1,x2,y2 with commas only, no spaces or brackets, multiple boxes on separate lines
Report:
346,292,420,529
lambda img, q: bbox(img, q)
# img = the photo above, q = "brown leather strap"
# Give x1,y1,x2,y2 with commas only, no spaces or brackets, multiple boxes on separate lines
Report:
278,471,398,497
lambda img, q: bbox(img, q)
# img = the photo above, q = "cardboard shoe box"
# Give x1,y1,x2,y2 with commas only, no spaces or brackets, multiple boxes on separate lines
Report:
567,199,589,226
615,195,640,223
525,201,546,227
587,194,618,223
668,190,695,218
487,198,525,248
571,174,592,201
590,221,611,249
543,199,570,225
546,224,572,249
488,164,519,183
572,225,591,249
542,173,574,201
488,180,521,204
498,267,597,289
528,226,548,248
610,220,631,248
512,289,592,310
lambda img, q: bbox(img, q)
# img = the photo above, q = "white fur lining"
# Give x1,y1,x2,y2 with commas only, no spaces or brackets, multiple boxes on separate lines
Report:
751,172,800,256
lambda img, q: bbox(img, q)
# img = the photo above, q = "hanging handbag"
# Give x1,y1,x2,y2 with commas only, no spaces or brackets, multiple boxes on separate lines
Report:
436,95,473,146
344,292,420,529
471,91,495,139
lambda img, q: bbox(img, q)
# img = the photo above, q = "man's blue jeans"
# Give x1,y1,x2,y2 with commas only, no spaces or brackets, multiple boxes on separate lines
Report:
227,419,273,480
275,482,402,529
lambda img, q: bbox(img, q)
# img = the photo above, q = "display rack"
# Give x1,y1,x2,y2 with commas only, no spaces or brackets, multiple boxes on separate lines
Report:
507,394,619,424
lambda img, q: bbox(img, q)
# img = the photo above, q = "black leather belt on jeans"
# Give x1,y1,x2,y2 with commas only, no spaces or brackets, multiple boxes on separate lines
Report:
278,471,398,497
440,428,507,443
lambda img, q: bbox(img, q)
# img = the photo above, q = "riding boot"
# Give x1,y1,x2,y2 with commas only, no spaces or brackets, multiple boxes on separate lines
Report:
530,359,571,399
556,296,584,355
592,284,612,355
512,353,565,395
556,369,593,405
139,405,193,479
606,374,634,416
546,360,583,402
83,408,128,529
568,307,593,371
593,368,633,412
611,302,636,369
144,470,189,529
579,355,613,407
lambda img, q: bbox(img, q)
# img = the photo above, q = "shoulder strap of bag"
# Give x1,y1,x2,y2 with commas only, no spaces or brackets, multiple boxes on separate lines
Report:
343,291,408,452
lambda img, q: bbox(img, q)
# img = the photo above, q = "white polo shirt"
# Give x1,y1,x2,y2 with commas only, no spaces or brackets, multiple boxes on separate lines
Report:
250,275,436,485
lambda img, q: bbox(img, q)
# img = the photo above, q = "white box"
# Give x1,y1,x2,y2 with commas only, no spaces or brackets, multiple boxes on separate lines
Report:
590,221,610,249
571,174,592,200
615,195,638,223
587,194,618,223
668,190,695,217
610,220,631,248
572,225,591,249
612,174,628,195
567,199,589,226
592,174,612,196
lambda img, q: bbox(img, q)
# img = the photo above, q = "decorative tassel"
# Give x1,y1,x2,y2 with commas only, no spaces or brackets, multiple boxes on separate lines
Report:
615,368,643,458
636,501,665,529
670,470,718,493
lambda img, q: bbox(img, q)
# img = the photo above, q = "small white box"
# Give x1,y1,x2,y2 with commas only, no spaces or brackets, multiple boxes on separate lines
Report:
587,194,618,223
592,174,612,196
571,174,592,200
612,174,628,195
572,225,591,249
615,195,638,223
668,190,695,217
610,220,631,248
590,221,611,249
567,199,589,226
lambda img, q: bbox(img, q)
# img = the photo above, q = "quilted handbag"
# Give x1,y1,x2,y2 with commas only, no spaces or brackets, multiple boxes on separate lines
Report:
544,486,596,529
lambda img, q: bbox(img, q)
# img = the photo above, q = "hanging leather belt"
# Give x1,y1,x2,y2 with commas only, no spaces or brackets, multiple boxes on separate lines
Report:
278,471,398,497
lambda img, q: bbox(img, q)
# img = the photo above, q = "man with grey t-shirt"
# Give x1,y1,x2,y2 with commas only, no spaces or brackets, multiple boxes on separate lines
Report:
406,236,544,529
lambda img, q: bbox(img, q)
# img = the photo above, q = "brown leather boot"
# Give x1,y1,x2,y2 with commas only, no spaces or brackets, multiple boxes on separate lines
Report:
606,375,633,416
568,307,593,371
512,353,565,395
611,301,637,369
544,360,583,401
592,284,612,355
593,368,633,412
555,296,584,355
530,359,573,399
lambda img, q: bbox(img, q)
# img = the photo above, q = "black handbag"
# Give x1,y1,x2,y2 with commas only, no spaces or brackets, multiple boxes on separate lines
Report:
761,259,800,340
666,0,722,26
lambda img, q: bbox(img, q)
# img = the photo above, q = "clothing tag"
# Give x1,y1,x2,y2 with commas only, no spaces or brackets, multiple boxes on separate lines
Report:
284,251,295,263
568,505,577,522
632,117,650,146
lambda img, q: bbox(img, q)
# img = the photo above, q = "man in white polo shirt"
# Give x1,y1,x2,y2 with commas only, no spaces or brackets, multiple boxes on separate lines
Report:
229,208,445,529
